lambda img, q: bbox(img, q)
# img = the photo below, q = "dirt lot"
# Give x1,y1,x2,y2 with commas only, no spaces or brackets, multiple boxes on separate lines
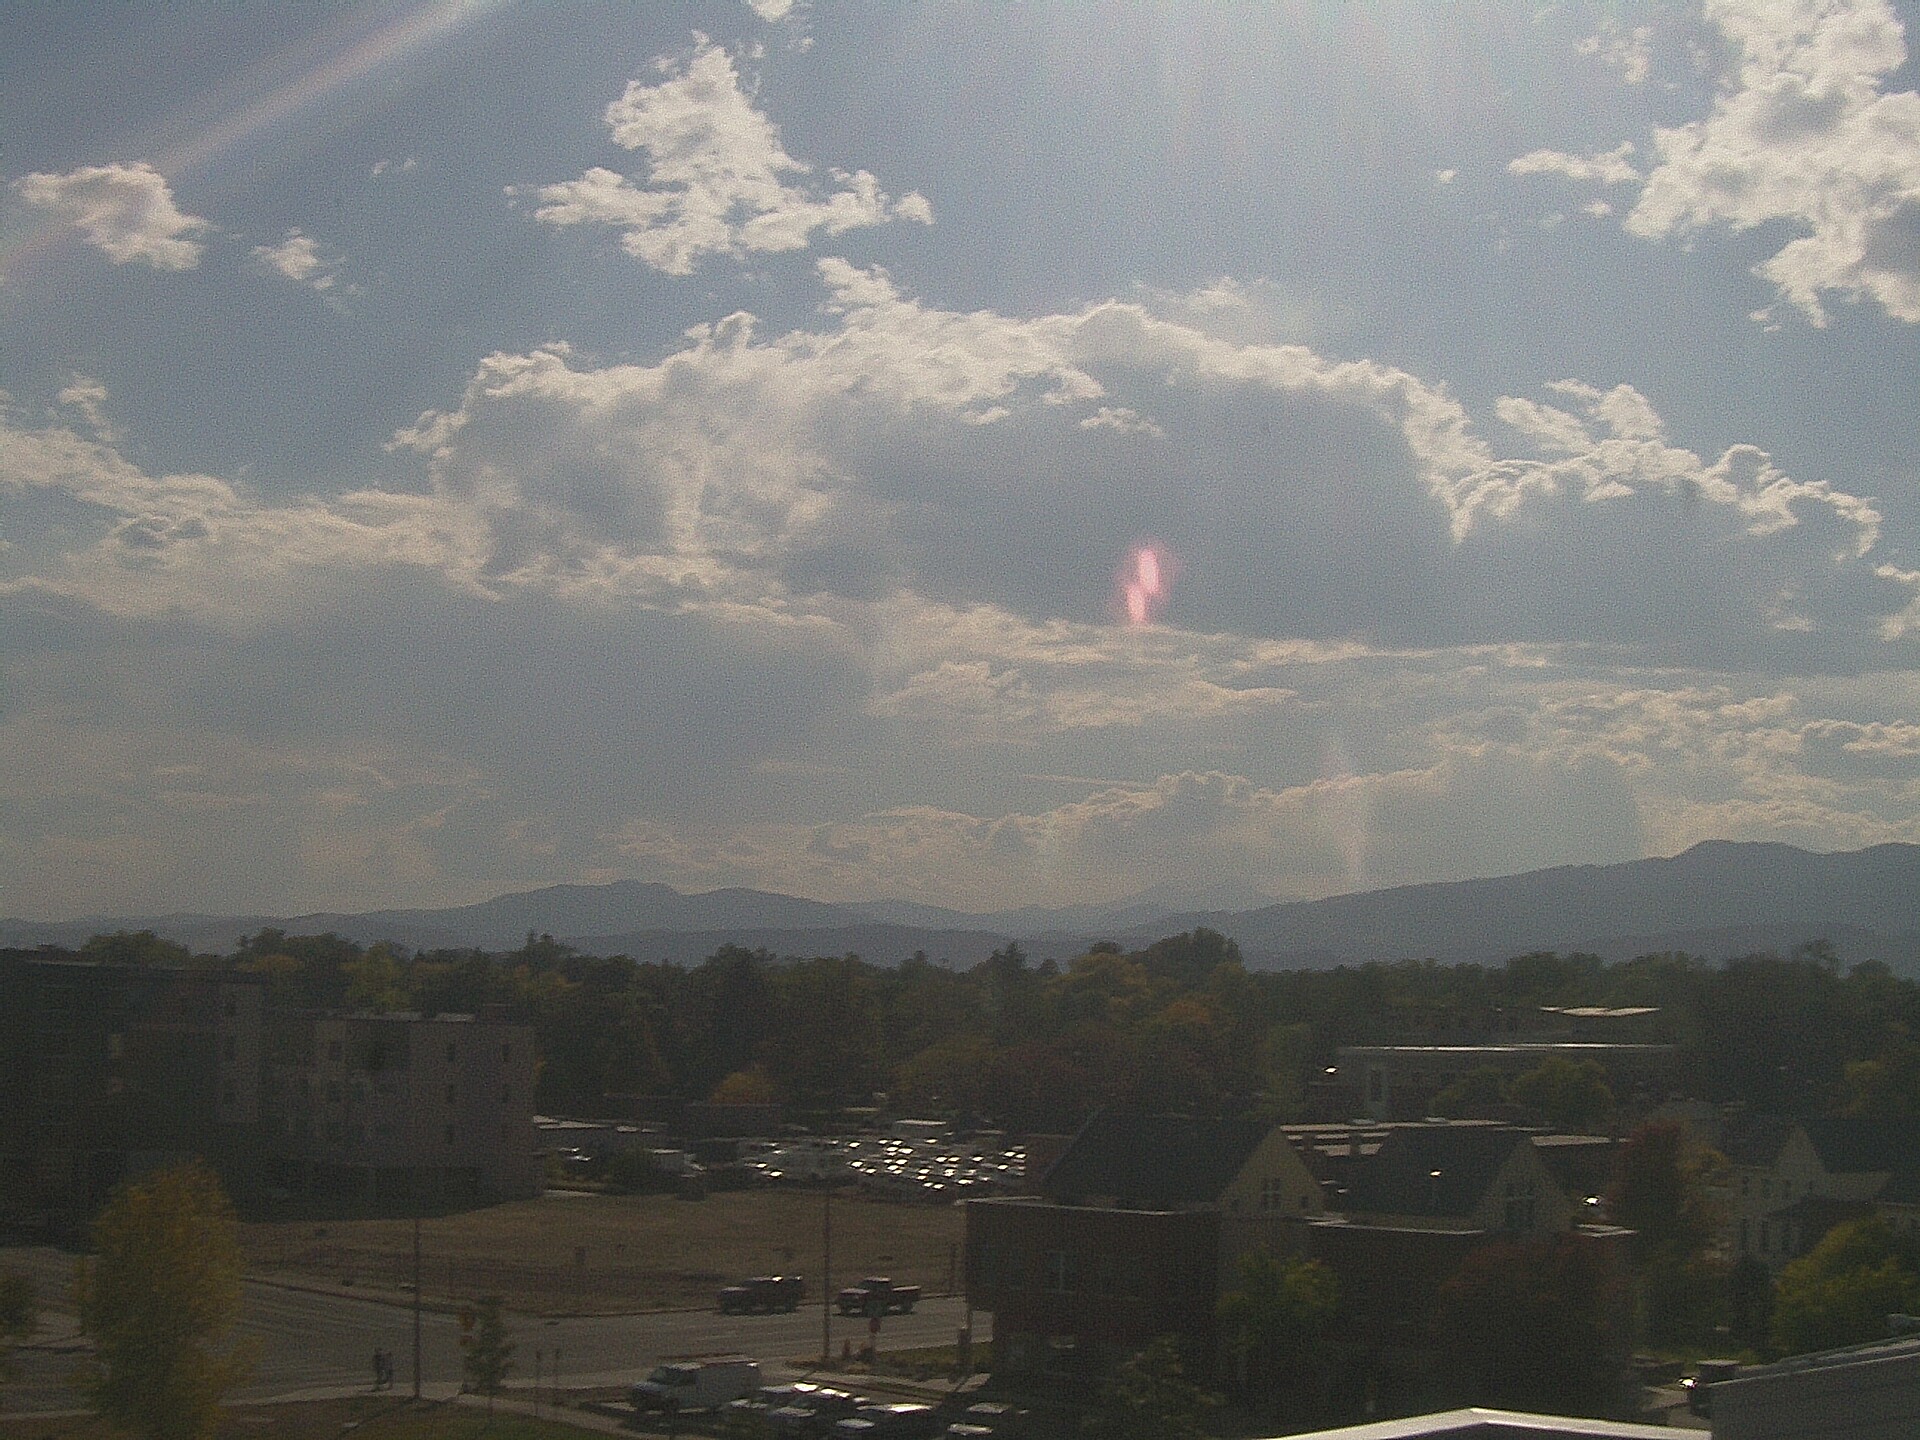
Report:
2,1397,610,1440
239,1189,966,1315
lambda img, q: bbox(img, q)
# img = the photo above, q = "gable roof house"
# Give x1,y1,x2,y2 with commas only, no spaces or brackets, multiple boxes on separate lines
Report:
1038,1112,1322,1216
1707,1113,1920,1271
967,1112,1323,1378
1339,1125,1574,1235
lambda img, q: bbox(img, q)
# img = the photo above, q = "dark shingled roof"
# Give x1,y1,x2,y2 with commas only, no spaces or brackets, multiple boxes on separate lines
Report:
1344,1126,1532,1219
1717,1113,1803,1168
1800,1116,1920,1177
1039,1113,1278,1208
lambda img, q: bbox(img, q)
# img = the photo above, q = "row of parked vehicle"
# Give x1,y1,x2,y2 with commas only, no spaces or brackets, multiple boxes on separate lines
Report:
736,1135,1027,1203
631,1360,1023,1439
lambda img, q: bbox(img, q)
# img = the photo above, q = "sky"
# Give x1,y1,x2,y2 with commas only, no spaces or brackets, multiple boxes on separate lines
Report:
2,0,1919,923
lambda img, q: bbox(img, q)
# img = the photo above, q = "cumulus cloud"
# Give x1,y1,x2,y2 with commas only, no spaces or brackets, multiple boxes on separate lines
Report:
533,36,930,274
7,272,1918,913
1513,0,1920,324
252,229,341,290
10,160,208,269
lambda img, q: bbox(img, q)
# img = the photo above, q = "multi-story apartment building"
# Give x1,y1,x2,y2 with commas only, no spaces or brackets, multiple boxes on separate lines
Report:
261,1010,541,1201
0,955,265,1227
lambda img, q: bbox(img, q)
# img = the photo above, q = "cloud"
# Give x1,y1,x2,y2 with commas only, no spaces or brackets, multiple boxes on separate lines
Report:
252,229,342,290
533,36,931,274
1508,141,1642,186
1513,0,1920,324
6,268,1918,913
744,0,794,19
10,160,209,269
1577,20,1655,85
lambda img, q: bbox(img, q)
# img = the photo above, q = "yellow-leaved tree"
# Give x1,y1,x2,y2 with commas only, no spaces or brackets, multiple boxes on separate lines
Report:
74,1162,250,1440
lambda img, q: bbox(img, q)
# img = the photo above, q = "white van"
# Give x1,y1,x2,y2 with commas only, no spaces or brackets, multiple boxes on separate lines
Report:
631,1356,760,1412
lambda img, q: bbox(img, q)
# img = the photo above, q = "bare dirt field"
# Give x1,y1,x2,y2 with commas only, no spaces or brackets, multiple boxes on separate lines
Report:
239,1189,966,1315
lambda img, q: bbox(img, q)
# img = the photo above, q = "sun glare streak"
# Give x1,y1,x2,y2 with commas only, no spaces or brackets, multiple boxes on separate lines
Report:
2,0,501,275
161,0,500,177
1117,541,1177,627
1321,731,1371,894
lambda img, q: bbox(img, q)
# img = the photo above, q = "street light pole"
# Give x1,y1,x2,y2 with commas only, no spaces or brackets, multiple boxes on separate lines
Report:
821,1187,832,1364
412,1210,423,1400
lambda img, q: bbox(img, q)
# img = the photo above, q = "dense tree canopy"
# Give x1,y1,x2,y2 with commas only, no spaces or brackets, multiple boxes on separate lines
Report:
1771,1218,1920,1357
31,927,1920,1131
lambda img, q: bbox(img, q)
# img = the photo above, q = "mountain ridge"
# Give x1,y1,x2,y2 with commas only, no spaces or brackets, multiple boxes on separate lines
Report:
4,840,1918,973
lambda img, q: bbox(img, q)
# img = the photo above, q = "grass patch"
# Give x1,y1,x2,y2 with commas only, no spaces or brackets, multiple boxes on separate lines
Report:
240,1190,965,1315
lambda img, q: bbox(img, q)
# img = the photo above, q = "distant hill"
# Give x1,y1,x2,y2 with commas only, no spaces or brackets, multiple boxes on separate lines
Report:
5,840,1919,974
1117,841,1920,970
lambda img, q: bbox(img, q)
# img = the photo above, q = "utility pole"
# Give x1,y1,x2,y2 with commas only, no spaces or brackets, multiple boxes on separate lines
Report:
412,1210,423,1400
821,1187,832,1364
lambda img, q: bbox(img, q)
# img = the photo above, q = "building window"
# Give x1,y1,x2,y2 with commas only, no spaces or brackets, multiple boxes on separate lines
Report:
326,1081,341,1104
1260,1176,1288,1212
444,1124,455,1145
502,1042,512,1063
1760,1220,1771,1252
224,995,237,1018
500,1086,510,1105
328,1040,342,1063
1044,1250,1077,1294
221,1080,236,1105
221,1035,237,1062
1502,1178,1539,1232
1740,1218,1751,1252
445,1083,457,1104
1368,1068,1385,1104
446,1041,457,1064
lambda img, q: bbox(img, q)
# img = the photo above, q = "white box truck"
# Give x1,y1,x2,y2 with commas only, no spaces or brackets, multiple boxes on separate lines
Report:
631,1356,761,1413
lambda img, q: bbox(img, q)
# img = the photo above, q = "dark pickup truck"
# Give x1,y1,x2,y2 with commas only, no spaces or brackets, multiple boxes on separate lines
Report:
718,1275,806,1313
834,1276,921,1316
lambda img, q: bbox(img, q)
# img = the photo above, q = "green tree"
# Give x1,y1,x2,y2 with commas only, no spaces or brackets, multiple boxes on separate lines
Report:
342,941,412,1012
1431,1066,1509,1119
74,1162,248,1440
80,930,196,967
1606,1120,1729,1345
1772,1218,1920,1357
461,1294,515,1410
1508,1056,1614,1131
1217,1250,1338,1411
1084,1334,1219,1440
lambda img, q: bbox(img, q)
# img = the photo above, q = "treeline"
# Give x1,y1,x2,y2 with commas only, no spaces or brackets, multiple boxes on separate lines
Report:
56,927,1920,1129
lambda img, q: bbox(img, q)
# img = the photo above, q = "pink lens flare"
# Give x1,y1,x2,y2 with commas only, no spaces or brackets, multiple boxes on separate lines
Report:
1117,541,1177,627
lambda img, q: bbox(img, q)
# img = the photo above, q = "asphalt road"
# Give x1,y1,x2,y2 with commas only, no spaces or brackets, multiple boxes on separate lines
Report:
2,1246,979,1411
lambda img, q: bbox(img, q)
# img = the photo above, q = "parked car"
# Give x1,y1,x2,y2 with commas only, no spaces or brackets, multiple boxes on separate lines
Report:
631,1356,760,1413
725,1381,829,1422
719,1274,806,1313
945,1401,1025,1438
832,1403,942,1440
1683,1358,1743,1417
767,1387,865,1436
835,1276,921,1315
